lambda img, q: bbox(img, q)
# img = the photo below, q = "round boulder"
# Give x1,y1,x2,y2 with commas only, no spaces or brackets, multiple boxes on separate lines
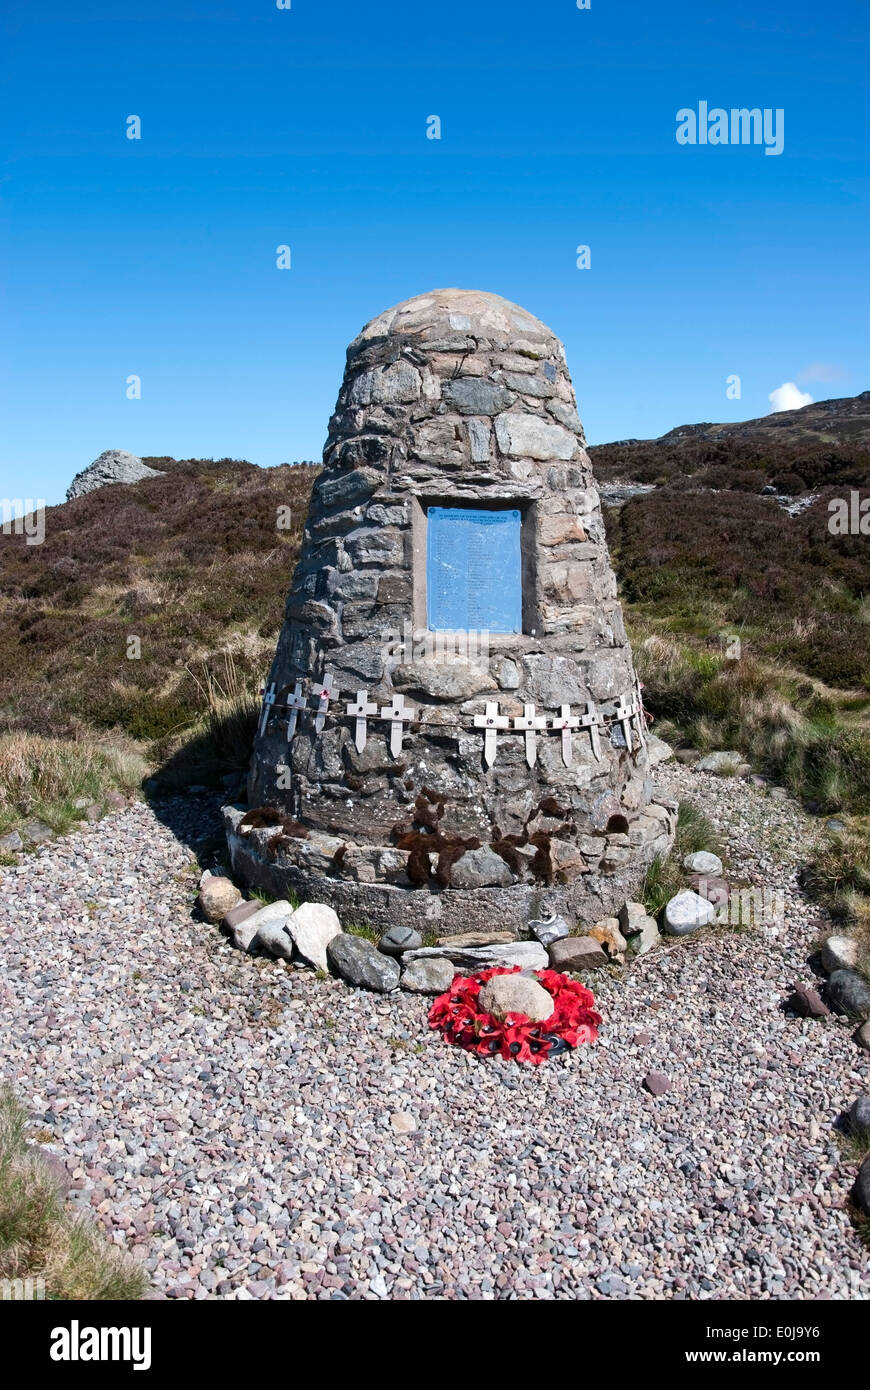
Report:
664,889,715,936
826,968,870,1021
478,973,554,1024
821,935,859,973
198,876,242,924
849,1095,870,1135
682,850,723,877
378,925,423,957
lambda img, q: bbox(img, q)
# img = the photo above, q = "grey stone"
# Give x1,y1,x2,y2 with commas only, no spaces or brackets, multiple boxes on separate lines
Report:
449,846,512,889
646,734,674,766
255,918,295,960
821,935,859,973
347,362,421,406
0,830,23,854
495,413,576,461
546,935,608,972
443,378,514,415
664,890,715,936
401,957,456,995
826,969,870,1021
286,901,343,971
327,935,400,992
393,660,492,701
618,902,650,936
625,915,660,956
848,1095,870,1135
527,913,570,947
682,850,723,877
67,449,163,501
643,1072,672,1097
223,899,260,931
435,931,517,948
856,1021,870,1052
20,820,55,846
378,925,423,957
696,751,742,775
478,974,554,1023
235,899,295,953
825,818,846,833
404,941,547,972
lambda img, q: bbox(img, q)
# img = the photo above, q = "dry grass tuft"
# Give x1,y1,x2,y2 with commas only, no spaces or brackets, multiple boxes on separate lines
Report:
0,1086,147,1299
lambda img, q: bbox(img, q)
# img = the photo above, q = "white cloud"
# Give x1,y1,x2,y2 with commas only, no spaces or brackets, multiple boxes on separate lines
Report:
797,362,847,384
768,382,813,413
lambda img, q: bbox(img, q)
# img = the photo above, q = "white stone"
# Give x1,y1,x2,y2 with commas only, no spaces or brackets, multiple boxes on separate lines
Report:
821,935,859,973
494,412,577,461
682,850,724,877
664,890,715,936
286,901,343,972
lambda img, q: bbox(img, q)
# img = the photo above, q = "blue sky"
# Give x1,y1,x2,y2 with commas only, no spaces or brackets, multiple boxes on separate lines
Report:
2,0,868,505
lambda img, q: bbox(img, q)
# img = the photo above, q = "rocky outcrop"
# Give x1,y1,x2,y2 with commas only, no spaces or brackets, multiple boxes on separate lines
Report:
66,450,164,501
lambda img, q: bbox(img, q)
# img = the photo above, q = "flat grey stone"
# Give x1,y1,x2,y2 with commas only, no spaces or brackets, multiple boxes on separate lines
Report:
401,957,455,995
494,412,577,460
0,830,23,854
20,820,55,846
404,940,547,972
696,751,742,775
546,936,608,972
235,899,295,953
442,378,514,415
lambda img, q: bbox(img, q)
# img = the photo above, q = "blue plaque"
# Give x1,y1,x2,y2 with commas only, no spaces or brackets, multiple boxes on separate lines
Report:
426,506,522,633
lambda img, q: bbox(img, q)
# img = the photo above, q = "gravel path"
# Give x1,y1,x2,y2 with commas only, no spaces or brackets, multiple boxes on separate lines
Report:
1,770,868,1300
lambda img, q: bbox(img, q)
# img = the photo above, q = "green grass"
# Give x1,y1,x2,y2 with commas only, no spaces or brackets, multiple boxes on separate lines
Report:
0,1086,147,1300
641,800,722,918
0,733,148,841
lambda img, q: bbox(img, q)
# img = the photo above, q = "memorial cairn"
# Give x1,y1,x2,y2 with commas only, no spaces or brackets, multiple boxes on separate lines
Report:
222,289,677,1058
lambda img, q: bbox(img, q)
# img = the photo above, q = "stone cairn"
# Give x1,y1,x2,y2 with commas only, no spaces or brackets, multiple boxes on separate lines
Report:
225,289,677,937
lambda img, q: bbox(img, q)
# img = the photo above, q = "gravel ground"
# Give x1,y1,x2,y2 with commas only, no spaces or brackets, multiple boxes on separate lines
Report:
1,767,868,1301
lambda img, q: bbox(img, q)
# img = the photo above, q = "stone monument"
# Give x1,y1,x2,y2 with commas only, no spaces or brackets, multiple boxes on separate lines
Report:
225,289,676,934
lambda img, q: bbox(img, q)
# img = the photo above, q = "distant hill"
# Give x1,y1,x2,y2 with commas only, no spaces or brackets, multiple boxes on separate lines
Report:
591,392,870,693
590,390,870,493
0,457,317,755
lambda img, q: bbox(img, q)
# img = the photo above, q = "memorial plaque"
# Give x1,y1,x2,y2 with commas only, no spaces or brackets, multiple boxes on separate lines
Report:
426,506,522,633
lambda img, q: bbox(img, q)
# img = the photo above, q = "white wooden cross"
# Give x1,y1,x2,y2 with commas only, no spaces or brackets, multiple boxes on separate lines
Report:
579,700,603,762
474,701,510,768
614,692,635,753
513,703,547,768
310,667,339,735
346,689,378,753
258,682,277,738
551,703,580,767
380,694,415,758
633,678,648,750
284,680,307,742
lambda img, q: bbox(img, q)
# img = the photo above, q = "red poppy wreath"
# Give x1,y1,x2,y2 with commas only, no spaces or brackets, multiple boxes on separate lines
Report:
428,966,602,1064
